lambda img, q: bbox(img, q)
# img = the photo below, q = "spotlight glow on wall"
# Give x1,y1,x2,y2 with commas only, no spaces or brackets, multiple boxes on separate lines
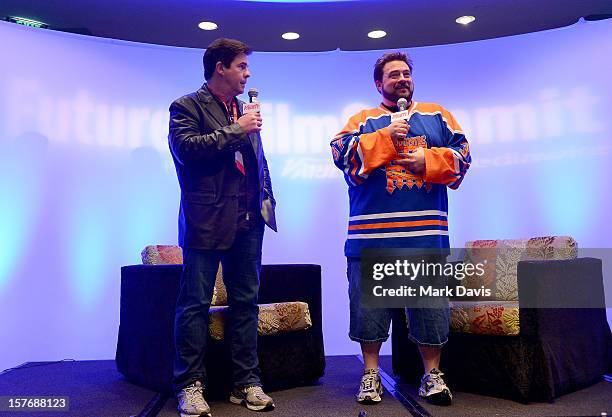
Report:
367,30,387,39
198,21,218,30
282,32,300,40
455,15,476,25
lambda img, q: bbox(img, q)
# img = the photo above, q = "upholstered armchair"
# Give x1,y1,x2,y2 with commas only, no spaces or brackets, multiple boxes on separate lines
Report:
392,236,611,402
116,245,325,397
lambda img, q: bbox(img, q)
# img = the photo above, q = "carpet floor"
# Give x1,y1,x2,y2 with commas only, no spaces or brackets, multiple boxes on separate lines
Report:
0,356,609,417
378,356,612,417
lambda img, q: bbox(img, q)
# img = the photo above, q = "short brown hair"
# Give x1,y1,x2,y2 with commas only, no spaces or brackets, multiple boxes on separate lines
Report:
373,52,413,82
203,38,252,81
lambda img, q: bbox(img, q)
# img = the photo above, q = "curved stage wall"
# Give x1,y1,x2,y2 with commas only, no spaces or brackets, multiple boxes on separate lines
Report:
0,19,610,370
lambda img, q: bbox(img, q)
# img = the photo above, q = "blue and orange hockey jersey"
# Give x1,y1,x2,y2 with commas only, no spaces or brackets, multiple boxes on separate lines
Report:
331,101,471,257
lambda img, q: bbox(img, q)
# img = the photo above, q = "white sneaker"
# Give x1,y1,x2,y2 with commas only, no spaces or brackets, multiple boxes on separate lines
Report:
418,368,452,406
229,385,275,411
357,368,383,404
177,381,211,416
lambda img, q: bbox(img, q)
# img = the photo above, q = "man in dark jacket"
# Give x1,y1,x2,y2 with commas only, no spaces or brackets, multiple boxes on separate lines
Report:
168,38,277,416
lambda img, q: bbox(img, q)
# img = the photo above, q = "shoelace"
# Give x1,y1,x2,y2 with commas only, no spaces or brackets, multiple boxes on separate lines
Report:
424,370,447,392
184,384,207,408
361,373,377,391
247,385,267,400
429,370,445,384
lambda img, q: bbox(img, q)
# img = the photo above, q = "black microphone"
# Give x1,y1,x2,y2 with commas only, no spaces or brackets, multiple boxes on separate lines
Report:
397,97,408,112
396,98,409,151
248,88,259,104
246,88,262,138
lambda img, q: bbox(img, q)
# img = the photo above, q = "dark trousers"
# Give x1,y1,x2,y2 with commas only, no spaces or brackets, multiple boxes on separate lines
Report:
173,222,264,392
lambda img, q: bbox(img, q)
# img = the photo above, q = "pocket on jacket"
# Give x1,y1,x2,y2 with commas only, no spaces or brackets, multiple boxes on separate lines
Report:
183,190,216,205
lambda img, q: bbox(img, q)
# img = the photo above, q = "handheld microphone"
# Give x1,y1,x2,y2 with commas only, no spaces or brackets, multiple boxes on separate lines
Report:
248,88,259,103
397,98,408,111
391,97,410,124
244,88,261,114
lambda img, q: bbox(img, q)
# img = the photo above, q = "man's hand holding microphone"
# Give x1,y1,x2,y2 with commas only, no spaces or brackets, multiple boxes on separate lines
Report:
237,112,262,135
389,97,425,175
237,88,262,134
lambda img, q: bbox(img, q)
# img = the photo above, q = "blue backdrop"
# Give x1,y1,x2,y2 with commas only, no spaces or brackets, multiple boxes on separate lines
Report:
0,19,610,370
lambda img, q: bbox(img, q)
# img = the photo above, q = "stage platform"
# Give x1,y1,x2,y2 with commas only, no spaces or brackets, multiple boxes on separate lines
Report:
0,355,609,417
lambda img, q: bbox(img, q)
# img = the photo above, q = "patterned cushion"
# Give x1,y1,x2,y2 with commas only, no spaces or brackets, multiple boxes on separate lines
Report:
463,236,577,301
210,265,228,306
208,302,312,341
141,245,183,265
140,245,227,306
450,301,519,336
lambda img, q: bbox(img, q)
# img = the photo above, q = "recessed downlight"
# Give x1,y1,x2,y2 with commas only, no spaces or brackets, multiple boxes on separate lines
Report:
282,32,300,40
455,15,476,25
368,30,387,39
198,21,218,30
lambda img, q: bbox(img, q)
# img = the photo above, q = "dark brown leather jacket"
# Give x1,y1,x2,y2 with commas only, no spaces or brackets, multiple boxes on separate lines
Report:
168,84,276,250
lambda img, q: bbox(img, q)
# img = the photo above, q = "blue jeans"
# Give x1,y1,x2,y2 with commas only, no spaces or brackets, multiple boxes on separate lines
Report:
173,222,264,391
347,257,450,346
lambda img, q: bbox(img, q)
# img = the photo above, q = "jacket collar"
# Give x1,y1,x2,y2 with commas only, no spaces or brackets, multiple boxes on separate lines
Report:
194,84,258,154
196,83,229,128
196,83,214,104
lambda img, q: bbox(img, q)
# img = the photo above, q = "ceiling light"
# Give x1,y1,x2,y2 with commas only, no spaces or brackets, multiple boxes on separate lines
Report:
198,21,218,30
368,30,386,39
281,32,300,40
455,15,476,25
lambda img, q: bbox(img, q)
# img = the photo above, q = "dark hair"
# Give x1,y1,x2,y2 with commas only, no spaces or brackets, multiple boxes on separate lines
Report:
203,38,252,81
373,52,413,82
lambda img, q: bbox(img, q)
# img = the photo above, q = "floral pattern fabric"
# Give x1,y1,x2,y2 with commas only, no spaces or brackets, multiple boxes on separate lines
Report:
450,301,519,335
463,236,577,301
141,245,183,265
208,302,312,341
451,236,577,336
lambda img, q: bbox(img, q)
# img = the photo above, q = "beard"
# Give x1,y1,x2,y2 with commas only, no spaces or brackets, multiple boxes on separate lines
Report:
382,84,414,106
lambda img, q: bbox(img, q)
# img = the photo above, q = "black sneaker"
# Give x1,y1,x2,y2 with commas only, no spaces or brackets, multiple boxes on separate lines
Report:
229,385,275,411
357,368,383,404
418,368,452,406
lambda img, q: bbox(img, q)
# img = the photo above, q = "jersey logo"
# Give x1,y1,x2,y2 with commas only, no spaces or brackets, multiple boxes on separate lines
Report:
385,135,431,194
